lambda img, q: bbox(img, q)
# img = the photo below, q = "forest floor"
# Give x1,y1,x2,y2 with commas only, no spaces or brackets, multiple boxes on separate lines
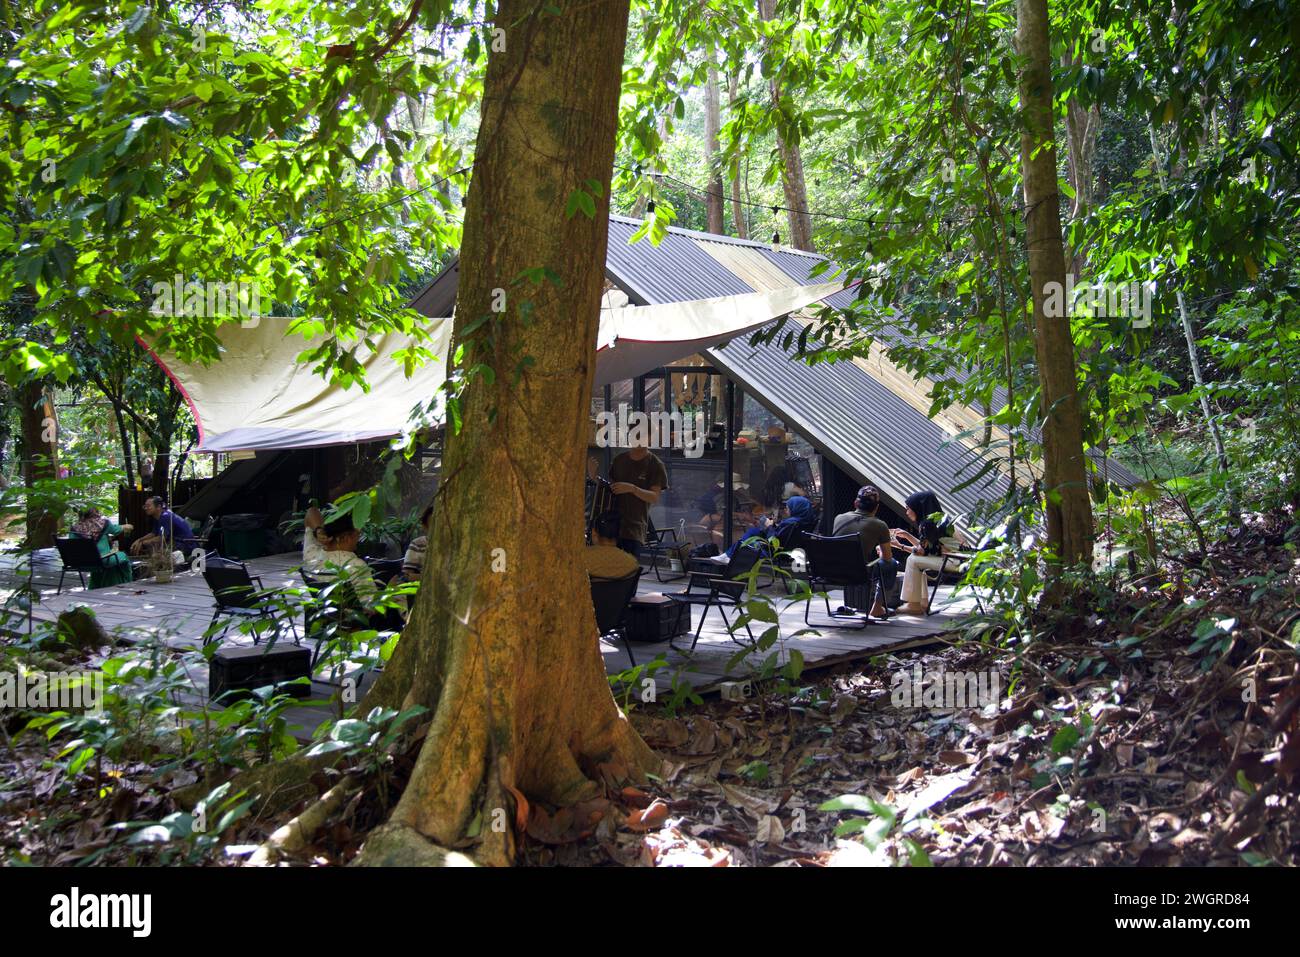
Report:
2,512,1297,866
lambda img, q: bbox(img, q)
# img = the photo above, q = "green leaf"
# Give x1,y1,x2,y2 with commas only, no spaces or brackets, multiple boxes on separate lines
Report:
1050,725,1081,754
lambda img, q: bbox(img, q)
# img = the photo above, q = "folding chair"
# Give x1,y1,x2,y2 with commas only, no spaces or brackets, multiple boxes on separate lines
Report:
590,568,642,666
924,534,1001,615
641,517,686,584
53,537,110,594
203,556,299,645
665,544,766,653
800,532,881,630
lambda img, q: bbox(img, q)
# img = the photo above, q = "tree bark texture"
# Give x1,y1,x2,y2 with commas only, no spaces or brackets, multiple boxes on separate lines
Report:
358,0,657,867
1016,0,1094,571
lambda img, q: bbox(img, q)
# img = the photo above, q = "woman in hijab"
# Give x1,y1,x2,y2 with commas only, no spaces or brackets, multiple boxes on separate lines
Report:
70,506,134,588
894,490,959,614
773,495,818,549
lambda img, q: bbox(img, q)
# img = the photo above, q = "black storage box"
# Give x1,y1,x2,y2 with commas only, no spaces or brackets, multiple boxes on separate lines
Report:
625,594,691,643
209,644,312,702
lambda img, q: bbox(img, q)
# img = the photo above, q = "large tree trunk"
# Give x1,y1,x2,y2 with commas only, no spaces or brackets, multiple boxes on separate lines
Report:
357,0,655,867
1015,0,1093,573
757,0,814,251
703,48,725,235
18,379,59,548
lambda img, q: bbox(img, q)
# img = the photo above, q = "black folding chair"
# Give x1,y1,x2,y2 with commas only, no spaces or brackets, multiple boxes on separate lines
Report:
665,544,766,653
924,533,1001,615
203,556,299,645
53,537,111,594
800,532,881,630
188,515,217,555
364,557,405,583
641,517,686,584
591,568,642,666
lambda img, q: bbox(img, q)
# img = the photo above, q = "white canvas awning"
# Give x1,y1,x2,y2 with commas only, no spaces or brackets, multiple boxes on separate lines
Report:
143,280,844,453
141,319,454,453
593,280,844,384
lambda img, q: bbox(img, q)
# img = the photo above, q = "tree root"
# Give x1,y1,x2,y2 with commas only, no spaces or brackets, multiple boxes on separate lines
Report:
246,775,356,866
350,822,476,867
172,751,338,819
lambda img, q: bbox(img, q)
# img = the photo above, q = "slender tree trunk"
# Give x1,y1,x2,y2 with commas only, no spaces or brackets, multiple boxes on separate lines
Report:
757,0,814,251
703,47,725,235
1015,0,1094,573
113,405,136,489
0,379,12,484
1147,125,1234,518
1061,50,1099,274
357,0,655,868
727,71,748,239
18,380,59,548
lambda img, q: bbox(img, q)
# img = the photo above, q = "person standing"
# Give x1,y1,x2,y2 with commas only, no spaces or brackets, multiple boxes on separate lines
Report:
608,440,668,556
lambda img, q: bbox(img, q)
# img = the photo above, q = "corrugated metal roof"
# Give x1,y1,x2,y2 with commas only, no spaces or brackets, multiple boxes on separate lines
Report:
605,217,752,305
703,335,1010,520
407,214,1135,510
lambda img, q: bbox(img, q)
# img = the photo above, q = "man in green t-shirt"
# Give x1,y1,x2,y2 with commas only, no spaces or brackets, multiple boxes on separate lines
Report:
609,442,668,555
830,485,896,618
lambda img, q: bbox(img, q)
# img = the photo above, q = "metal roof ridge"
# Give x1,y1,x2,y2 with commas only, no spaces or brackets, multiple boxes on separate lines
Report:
608,214,829,260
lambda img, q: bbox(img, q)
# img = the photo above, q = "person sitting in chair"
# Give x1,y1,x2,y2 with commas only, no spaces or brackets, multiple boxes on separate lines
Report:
895,490,960,615
710,499,774,563
129,496,196,563
585,510,640,579
302,505,328,572
772,495,817,548
831,485,896,619
312,511,378,602
70,507,134,588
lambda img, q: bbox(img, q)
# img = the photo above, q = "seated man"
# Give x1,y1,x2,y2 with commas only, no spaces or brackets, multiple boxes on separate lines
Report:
584,510,640,580
311,512,378,602
831,485,896,618
129,496,197,560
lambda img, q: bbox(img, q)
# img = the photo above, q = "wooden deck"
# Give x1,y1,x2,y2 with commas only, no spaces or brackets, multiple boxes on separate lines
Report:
3,550,974,733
